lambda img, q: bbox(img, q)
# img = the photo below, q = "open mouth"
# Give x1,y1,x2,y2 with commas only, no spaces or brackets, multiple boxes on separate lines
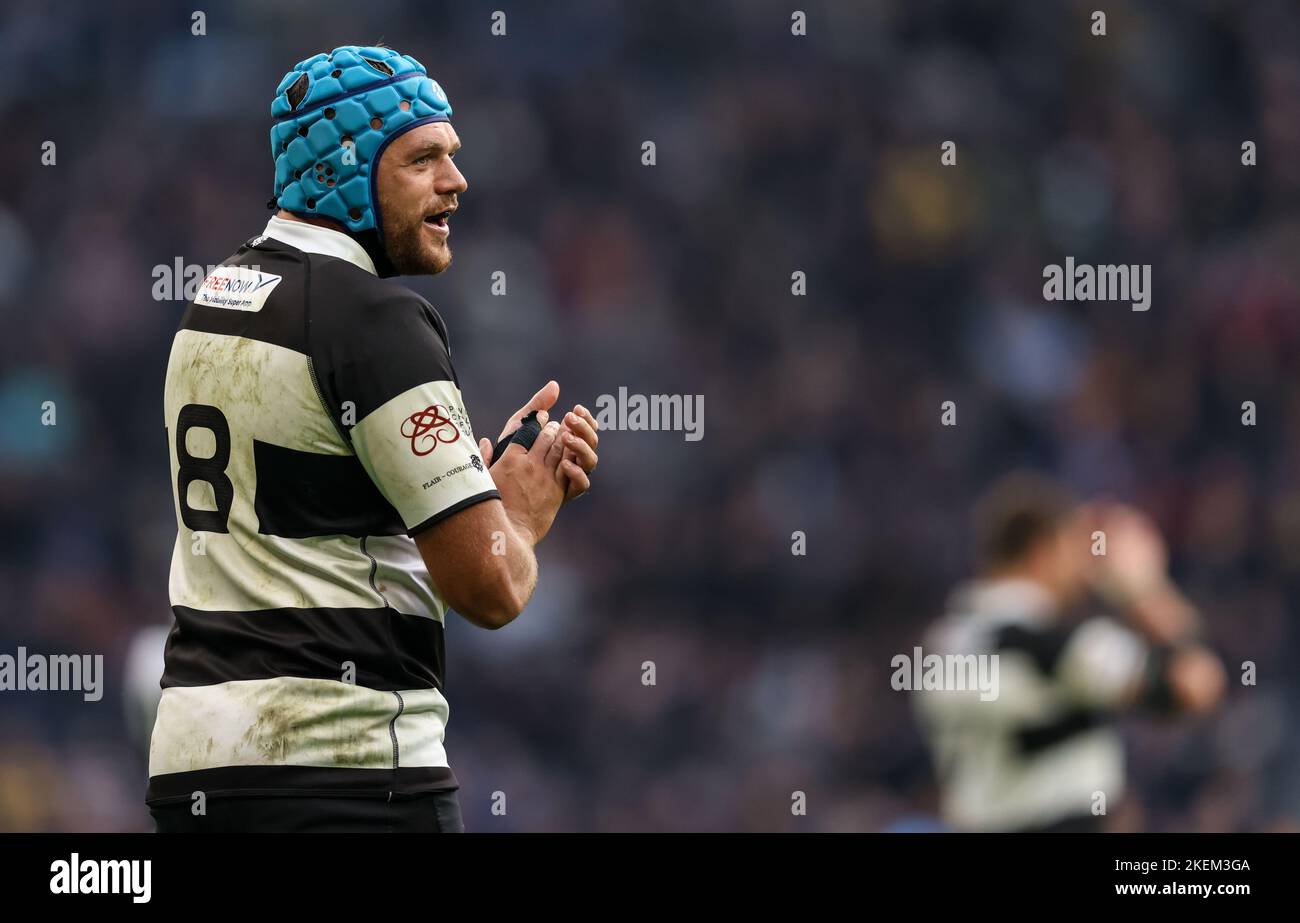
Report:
424,209,453,229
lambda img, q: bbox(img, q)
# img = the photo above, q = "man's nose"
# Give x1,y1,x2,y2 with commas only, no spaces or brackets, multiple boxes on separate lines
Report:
439,159,468,195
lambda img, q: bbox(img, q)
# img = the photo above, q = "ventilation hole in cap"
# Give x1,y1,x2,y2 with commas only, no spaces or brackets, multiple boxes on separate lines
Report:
361,56,393,76
399,100,411,112
324,107,336,120
349,207,362,220
298,126,308,138
340,135,353,147
331,69,342,78
370,117,383,130
316,163,324,170
326,179,335,187
306,198,316,209
294,170,302,179
325,167,333,175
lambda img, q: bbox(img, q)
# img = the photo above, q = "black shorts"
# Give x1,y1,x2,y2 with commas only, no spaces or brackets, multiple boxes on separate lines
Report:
150,789,464,833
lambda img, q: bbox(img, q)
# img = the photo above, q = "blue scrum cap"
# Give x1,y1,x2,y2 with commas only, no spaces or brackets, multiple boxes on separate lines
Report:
270,45,452,234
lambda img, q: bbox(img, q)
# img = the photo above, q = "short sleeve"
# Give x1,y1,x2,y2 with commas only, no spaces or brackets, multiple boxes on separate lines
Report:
311,278,499,535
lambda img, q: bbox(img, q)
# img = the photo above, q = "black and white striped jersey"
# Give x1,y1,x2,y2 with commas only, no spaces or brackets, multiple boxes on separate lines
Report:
147,215,499,806
914,578,1171,832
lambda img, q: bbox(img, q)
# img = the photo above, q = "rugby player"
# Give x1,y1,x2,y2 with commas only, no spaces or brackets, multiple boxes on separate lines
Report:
915,474,1224,832
148,45,598,832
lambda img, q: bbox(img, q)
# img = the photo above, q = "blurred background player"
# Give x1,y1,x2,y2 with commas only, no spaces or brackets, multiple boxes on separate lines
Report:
915,473,1226,832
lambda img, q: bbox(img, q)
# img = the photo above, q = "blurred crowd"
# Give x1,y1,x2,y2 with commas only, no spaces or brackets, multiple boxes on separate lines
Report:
1,0,1299,830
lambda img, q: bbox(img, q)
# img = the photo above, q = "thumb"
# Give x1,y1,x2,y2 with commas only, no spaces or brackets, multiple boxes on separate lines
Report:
521,380,560,417
479,436,494,465
500,381,561,442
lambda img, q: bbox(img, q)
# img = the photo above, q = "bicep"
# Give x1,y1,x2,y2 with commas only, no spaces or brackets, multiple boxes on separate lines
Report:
319,300,498,534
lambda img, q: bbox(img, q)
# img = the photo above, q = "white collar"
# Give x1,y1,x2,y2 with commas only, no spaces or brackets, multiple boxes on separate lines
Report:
260,214,377,276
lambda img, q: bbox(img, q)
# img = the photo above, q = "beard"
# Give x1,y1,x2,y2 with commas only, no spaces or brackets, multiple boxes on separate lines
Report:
378,194,452,276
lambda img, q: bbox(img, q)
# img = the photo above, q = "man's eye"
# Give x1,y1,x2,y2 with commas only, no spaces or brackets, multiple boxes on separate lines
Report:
414,155,431,165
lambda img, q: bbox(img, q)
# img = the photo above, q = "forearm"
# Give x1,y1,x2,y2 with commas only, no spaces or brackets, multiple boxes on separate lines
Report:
1123,578,1202,645
498,511,541,616
459,414,566,626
